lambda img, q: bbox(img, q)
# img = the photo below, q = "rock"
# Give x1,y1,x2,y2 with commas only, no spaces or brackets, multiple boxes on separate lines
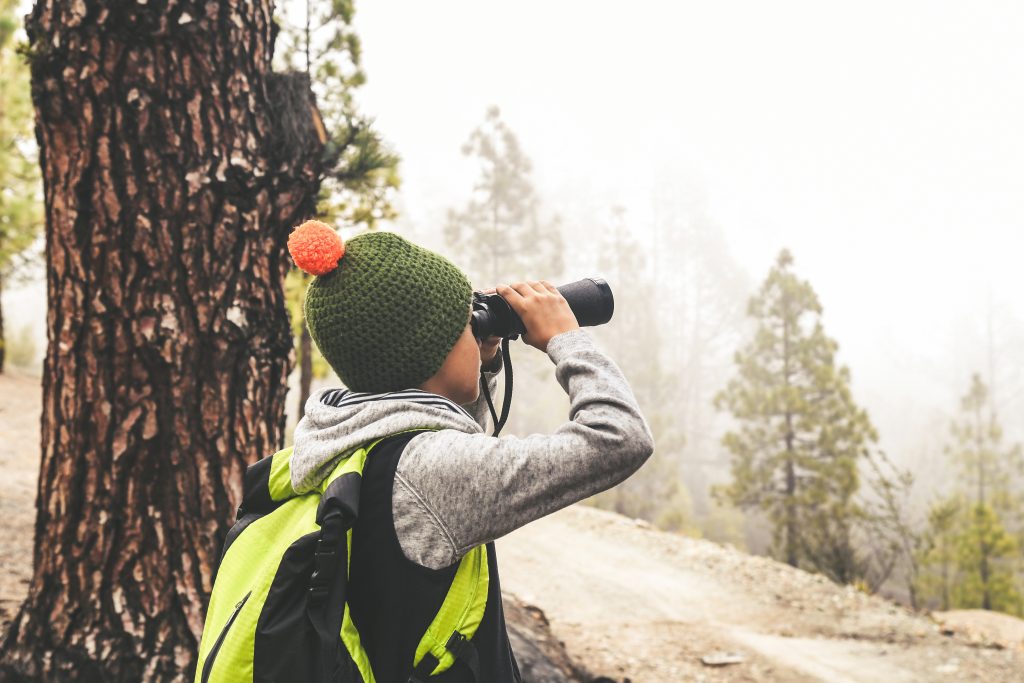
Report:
503,593,592,682
700,652,746,667
933,610,1024,651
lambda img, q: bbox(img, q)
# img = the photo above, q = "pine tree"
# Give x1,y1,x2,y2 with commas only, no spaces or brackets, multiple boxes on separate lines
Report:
587,207,692,532
0,0,44,373
714,249,878,583
935,373,1023,613
953,501,1020,614
443,106,565,287
947,373,1023,518
274,0,401,415
915,497,962,611
274,0,399,229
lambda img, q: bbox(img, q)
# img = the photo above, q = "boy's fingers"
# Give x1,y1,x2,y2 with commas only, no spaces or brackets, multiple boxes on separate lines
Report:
496,283,525,302
527,280,547,294
540,280,558,294
508,282,535,298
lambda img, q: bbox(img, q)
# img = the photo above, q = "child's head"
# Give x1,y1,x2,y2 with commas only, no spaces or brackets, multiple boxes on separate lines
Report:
288,221,482,403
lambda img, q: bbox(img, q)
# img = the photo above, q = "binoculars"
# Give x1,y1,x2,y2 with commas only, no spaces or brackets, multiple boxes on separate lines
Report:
470,278,615,341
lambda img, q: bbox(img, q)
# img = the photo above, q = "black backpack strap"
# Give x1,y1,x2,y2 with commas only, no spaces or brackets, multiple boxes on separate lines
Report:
307,428,441,681
307,503,352,681
408,631,480,683
408,652,439,683
445,631,481,681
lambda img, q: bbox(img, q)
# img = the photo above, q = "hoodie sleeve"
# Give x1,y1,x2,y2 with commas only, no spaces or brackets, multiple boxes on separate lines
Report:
392,328,655,570
459,352,504,433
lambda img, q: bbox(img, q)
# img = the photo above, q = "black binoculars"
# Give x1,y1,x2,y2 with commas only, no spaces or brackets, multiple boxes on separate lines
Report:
470,278,615,341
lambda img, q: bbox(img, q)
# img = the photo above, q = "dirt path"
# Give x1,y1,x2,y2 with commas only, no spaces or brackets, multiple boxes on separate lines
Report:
496,506,1024,682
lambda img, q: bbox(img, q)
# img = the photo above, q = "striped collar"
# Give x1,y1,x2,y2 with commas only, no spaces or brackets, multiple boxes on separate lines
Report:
320,387,475,422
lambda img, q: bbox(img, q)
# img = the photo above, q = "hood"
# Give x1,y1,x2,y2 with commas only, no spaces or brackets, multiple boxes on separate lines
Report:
290,386,484,494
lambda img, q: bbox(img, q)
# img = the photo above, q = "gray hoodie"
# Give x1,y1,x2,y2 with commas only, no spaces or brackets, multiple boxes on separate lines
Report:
291,328,655,570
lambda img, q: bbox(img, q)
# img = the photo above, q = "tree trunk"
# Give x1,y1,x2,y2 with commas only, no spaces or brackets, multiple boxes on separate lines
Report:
784,454,798,567
298,323,312,420
1,2,323,680
0,273,5,374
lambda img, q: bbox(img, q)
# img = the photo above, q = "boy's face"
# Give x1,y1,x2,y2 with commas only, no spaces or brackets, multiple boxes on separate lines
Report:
418,306,482,405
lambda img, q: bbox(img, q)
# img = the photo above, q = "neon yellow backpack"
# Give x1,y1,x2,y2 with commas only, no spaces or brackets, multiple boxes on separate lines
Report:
195,428,489,682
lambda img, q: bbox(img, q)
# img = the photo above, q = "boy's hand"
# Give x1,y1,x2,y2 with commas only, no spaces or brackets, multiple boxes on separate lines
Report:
476,287,504,369
479,336,502,370
495,281,580,353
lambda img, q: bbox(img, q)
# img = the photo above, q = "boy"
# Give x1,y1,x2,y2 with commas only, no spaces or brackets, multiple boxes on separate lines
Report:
288,220,654,682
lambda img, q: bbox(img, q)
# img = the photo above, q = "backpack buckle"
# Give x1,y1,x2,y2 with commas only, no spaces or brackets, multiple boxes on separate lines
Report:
308,511,344,603
308,583,330,601
444,631,481,680
445,631,469,657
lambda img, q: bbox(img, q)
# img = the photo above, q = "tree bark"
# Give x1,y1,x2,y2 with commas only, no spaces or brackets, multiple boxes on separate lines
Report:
783,294,798,569
298,323,312,420
0,273,5,373
1,2,322,680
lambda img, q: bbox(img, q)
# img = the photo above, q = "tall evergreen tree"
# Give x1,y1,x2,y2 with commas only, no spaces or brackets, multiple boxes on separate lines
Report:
443,106,564,287
916,497,962,611
0,2,323,678
274,0,399,229
586,207,692,531
953,500,1020,613
0,0,44,373
714,249,878,583
924,373,1023,613
274,0,401,416
947,373,1023,518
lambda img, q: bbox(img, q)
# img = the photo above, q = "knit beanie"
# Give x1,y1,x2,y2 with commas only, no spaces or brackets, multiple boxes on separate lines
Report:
287,220,474,393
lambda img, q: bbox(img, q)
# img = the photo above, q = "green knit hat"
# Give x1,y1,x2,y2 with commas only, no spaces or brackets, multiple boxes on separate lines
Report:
287,220,474,392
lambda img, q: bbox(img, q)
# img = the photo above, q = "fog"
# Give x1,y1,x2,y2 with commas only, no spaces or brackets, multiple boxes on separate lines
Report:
342,0,1024,473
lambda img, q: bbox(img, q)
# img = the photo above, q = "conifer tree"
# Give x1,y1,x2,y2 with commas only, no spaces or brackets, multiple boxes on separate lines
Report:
274,0,401,414
947,373,1024,519
588,208,691,531
443,106,565,287
917,373,1024,614
954,501,1020,613
274,0,399,229
916,497,962,611
714,249,878,583
0,0,44,373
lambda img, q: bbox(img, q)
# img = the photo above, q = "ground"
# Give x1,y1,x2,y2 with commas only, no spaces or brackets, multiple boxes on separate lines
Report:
0,368,39,630
2,370,1023,681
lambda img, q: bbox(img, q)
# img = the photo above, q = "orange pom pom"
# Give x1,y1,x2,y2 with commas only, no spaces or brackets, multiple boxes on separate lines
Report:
287,220,346,276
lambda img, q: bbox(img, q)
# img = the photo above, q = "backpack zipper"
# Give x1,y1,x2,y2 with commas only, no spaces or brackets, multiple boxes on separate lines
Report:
200,591,252,683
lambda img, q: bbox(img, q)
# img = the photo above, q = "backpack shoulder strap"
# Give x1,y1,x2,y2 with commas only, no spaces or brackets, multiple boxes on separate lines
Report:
311,427,443,682
408,544,489,682
237,446,297,519
310,426,490,683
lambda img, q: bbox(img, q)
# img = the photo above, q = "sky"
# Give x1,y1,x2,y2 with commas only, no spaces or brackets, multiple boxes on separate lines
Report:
4,0,1022,474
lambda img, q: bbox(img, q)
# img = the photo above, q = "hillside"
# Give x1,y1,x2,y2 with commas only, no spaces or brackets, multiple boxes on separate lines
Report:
2,371,1023,681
